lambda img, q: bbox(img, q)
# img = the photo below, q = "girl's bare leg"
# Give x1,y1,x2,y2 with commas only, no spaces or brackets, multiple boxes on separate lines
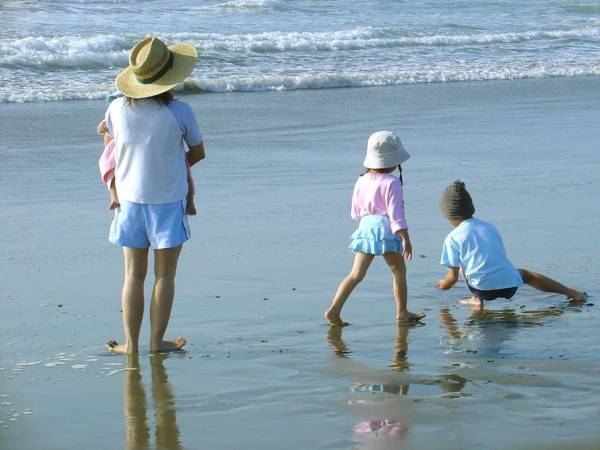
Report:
325,252,375,326
518,269,586,301
150,245,186,352
382,252,425,323
108,247,149,354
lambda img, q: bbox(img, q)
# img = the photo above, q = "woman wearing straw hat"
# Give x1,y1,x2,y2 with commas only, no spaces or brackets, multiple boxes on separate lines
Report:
104,36,205,354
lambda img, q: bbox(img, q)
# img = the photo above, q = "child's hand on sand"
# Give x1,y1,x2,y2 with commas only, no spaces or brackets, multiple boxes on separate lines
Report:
437,278,453,290
97,119,108,135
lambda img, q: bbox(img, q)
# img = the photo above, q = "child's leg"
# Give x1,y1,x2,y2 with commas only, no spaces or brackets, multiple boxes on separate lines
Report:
518,269,586,301
382,252,425,323
108,178,120,210
325,252,375,326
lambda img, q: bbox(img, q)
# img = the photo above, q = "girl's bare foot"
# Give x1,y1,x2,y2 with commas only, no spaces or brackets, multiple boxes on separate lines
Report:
150,337,187,353
458,296,483,308
325,307,350,327
396,311,426,324
106,340,137,354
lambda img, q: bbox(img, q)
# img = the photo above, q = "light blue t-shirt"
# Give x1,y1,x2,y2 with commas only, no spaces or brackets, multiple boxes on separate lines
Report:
440,217,523,290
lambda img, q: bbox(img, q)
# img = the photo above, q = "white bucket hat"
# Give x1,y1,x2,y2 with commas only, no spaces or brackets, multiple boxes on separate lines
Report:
363,131,410,169
115,36,198,99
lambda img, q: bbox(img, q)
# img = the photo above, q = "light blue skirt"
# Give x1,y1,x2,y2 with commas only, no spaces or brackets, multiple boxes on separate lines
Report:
349,215,403,255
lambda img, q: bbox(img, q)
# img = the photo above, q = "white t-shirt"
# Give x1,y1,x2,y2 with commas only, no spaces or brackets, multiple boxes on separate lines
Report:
440,217,523,290
105,97,203,204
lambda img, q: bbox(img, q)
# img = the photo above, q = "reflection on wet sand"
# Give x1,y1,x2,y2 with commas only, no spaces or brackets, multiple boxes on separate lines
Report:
439,304,569,356
124,355,149,450
123,354,182,450
390,324,410,372
327,326,414,446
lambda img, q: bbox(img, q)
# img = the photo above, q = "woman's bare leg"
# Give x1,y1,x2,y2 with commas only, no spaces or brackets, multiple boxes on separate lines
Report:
382,252,425,323
150,245,186,352
518,269,586,301
108,247,149,354
325,252,375,326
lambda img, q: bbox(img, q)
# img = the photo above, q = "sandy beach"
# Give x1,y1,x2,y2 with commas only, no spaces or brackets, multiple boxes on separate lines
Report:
1,75,599,449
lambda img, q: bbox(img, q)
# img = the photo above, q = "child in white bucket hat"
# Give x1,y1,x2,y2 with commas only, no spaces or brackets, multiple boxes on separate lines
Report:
325,131,425,326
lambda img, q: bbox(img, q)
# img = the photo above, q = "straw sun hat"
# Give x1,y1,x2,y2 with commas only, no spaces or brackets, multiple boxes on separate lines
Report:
115,36,198,99
363,131,410,169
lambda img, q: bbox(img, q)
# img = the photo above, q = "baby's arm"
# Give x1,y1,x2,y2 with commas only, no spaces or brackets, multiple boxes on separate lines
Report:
438,267,459,290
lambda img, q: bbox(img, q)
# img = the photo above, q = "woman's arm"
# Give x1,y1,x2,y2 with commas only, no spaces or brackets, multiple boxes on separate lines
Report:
187,141,205,167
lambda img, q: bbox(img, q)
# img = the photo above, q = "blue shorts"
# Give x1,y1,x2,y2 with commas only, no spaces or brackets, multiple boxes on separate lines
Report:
109,200,190,249
467,283,518,301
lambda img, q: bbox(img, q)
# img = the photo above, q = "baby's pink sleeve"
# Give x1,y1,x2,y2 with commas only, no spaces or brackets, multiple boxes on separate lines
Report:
98,140,116,186
386,179,408,232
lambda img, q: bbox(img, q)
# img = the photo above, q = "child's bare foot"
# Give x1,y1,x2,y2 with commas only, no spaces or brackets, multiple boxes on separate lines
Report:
458,296,483,308
106,340,137,354
396,311,426,324
150,337,187,353
325,307,349,327
186,202,197,216
567,291,587,302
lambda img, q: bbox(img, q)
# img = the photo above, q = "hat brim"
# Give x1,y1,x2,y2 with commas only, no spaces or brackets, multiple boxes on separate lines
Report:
115,43,198,99
363,147,410,169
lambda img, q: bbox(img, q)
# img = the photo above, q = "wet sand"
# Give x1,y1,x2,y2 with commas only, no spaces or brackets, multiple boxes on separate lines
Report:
1,76,599,449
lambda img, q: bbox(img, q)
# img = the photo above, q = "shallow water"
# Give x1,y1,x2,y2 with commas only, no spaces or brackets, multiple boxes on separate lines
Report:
1,76,599,449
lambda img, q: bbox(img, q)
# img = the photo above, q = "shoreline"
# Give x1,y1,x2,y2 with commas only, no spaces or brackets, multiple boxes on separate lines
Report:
2,73,600,104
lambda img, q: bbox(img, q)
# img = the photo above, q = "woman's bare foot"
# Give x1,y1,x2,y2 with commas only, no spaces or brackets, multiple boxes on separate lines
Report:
150,337,187,353
458,296,483,308
396,311,426,324
567,291,587,302
325,307,350,327
106,340,137,354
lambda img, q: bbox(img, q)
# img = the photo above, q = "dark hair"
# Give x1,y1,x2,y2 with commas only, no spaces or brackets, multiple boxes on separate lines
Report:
126,90,173,107
361,165,404,185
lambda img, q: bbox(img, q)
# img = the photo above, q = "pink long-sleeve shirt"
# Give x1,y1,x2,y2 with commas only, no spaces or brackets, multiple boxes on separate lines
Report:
351,172,408,232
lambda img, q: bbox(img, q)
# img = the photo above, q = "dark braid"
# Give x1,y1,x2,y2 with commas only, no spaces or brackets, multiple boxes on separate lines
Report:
398,165,403,185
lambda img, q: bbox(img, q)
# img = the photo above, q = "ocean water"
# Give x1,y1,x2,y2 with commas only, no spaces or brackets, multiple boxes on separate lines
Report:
2,0,600,102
